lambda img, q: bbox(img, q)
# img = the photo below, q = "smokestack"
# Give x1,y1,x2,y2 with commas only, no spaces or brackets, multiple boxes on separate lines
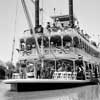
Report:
35,0,39,27
69,0,74,28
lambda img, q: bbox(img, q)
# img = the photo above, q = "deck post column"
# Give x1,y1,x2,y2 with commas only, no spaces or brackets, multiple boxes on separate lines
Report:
49,35,50,56
41,59,44,68
61,35,63,48
34,62,36,78
73,60,75,72
73,60,76,79
83,60,86,79
55,59,57,72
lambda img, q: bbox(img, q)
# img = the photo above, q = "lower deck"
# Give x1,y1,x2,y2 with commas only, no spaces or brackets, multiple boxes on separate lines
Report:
3,79,98,91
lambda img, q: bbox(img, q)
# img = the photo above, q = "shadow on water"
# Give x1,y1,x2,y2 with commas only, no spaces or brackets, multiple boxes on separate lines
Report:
1,82,100,100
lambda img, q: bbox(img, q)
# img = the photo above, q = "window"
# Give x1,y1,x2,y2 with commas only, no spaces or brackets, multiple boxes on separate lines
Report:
38,36,49,48
73,36,79,48
26,37,35,50
50,35,61,47
63,35,72,48
20,38,25,51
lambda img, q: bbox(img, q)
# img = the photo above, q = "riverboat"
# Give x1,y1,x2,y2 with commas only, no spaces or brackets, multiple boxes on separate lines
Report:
3,0,100,91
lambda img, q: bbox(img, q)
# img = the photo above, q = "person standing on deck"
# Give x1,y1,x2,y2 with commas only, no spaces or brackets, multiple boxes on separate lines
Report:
94,66,98,78
21,60,27,79
36,64,41,79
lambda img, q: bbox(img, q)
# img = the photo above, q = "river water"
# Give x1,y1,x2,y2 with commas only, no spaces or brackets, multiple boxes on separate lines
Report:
0,82,100,100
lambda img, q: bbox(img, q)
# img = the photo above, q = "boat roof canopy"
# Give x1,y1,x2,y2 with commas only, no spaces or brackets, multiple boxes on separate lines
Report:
51,15,76,22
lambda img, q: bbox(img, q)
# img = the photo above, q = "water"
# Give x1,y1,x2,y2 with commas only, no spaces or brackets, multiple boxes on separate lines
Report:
0,82,100,100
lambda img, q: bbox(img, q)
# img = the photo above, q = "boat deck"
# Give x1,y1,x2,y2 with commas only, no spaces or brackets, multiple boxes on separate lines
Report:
3,79,97,91
3,78,92,84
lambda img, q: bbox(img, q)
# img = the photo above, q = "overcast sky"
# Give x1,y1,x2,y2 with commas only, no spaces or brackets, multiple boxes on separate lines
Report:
0,0,100,63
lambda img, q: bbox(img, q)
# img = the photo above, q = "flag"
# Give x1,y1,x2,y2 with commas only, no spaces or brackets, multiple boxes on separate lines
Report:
40,8,43,11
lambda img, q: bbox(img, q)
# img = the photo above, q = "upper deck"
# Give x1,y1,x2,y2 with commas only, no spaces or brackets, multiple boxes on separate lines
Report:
18,15,100,63
51,15,76,28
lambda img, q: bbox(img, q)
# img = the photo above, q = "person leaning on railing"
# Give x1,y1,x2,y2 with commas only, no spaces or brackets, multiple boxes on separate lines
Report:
21,60,27,79
46,22,51,33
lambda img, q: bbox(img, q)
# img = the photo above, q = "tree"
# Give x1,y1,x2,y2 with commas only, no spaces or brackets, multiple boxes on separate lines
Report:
6,61,15,79
0,60,7,79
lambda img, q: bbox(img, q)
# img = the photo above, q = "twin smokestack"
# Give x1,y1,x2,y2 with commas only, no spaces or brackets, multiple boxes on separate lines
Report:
35,0,39,27
35,0,74,28
69,0,74,28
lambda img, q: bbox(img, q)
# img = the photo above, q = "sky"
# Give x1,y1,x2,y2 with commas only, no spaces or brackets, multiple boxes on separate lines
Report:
0,0,100,63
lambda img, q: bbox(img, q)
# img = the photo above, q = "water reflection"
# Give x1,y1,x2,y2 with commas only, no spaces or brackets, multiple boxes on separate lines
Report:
58,86,100,100
1,82,100,100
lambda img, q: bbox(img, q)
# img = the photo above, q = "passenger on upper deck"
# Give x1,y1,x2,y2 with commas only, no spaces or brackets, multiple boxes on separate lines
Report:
52,23,58,32
21,42,25,51
77,65,85,80
46,22,51,32
65,42,71,49
60,23,64,31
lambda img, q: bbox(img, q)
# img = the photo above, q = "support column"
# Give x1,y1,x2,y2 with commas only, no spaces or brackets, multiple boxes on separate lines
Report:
35,0,39,27
55,59,57,72
61,36,63,48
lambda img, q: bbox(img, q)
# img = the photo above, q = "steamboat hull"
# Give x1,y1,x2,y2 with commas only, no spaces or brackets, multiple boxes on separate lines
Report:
3,79,98,91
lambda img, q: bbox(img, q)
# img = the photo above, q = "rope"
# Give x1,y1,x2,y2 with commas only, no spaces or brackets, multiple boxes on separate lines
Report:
11,0,19,63
21,0,42,58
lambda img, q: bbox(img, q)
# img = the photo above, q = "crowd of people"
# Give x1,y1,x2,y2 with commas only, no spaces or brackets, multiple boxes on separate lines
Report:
46,22,69,33
11,59,99,80
19,60,74,79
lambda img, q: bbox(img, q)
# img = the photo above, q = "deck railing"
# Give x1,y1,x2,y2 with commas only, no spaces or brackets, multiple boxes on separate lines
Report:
53,72,77,80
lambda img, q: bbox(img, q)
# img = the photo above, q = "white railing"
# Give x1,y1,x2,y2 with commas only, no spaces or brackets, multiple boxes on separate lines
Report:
12,73,20,79
19,47,73,60
19,49,38,56
53,72,77,80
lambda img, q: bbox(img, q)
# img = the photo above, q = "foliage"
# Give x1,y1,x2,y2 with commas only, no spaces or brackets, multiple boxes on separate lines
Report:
5,61,15,79
6,61,15,70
